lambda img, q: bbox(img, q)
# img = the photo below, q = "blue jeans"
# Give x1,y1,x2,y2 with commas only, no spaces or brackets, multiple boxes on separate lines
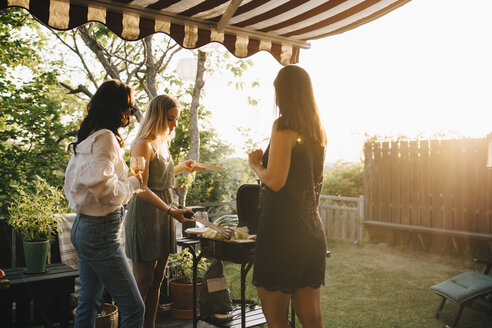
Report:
71,208,144,327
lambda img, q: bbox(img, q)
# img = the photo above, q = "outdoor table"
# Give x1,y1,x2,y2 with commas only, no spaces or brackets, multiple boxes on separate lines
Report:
0,263,78,327
177,237,266,328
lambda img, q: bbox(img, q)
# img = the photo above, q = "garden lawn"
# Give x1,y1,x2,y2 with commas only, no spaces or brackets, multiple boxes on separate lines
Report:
223,240,492,328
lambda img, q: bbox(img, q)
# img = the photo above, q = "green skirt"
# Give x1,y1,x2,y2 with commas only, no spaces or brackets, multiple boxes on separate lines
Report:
124,189,176,262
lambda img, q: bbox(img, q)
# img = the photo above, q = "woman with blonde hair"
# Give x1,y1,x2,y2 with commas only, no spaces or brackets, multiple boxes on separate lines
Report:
248,65,327,328
124,94,202,327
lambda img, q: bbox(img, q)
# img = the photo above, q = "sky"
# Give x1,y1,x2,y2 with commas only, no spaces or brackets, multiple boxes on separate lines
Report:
198,0,492,164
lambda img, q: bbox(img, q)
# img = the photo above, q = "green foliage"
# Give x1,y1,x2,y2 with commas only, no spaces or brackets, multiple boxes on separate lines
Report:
175,171,196,189
1,9,259,211
7,176,67,242
237,126,269,154
167,248,210,283
170,99,257,204
0,8,41,77
223,262,258,303
186,157,257,204
322,162,363,197
51,28,259,205
169,102,212,162
0,9,80,216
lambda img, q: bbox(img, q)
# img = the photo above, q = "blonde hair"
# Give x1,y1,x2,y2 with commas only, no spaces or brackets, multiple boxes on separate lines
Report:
133,95,180,153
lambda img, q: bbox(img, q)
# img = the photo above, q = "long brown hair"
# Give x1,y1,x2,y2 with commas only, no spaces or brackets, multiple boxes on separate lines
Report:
274,65,326,146
70,80,134,154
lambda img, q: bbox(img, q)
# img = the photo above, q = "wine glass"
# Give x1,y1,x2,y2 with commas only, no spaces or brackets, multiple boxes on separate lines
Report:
130,156,145,193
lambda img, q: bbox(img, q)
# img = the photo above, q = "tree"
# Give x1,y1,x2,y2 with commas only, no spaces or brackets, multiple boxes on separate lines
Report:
322,161,364,197
1,9,259,209
169,86,256,204
51,24,216,204
52,24,184,110
0,8,78,216
173,50,206,206
51,24,257,204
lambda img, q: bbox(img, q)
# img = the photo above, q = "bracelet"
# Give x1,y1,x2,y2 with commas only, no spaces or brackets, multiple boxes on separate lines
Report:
167,207,173,216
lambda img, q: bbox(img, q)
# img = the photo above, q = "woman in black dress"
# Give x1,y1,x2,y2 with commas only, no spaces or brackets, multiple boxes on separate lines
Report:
248,65,326,328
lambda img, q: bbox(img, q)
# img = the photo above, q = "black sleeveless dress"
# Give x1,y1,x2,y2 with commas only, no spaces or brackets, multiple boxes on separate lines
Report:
253,134,326,293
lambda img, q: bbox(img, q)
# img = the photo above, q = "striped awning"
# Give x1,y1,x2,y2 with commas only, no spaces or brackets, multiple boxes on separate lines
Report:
1,0,412,65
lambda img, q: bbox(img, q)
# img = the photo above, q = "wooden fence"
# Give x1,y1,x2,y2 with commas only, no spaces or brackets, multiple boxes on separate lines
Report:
363,138,492,255
191,195,364,243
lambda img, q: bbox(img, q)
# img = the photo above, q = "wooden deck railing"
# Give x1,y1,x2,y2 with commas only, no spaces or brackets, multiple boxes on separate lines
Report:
319,195,364,243
4,195,365,268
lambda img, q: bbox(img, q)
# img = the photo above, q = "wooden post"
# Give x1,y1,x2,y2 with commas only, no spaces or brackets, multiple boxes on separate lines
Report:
390,141,401,224
359,195,364,243
381,142,390,223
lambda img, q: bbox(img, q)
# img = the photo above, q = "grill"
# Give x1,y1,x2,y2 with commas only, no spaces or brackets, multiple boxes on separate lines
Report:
236,184,260,234
200,183,260,264
177,184,265,328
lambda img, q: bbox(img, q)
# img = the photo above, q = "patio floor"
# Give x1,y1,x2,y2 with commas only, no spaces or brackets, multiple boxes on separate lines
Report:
155,303,266,328
155,305,214,328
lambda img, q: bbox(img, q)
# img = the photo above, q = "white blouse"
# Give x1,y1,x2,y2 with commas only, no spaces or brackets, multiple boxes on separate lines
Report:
64,129,139,216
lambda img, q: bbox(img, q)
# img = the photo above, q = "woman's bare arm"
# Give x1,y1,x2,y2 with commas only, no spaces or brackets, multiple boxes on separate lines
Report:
249,121,297,192
131,139,193,223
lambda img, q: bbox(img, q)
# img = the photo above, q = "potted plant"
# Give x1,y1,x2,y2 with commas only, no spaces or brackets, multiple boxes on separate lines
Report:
7,175,66,274
167,248,209,319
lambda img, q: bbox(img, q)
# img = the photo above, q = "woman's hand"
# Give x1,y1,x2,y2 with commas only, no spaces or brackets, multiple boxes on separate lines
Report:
248,123,297,192
179,160,205,173
128,173,145,191
248,149,263,169
169,207,195,223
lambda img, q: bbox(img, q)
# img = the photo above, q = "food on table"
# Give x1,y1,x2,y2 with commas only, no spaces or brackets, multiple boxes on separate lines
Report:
202,226,252,241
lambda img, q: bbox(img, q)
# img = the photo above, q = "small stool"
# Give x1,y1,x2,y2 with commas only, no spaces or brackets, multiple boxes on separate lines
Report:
430,271,492,327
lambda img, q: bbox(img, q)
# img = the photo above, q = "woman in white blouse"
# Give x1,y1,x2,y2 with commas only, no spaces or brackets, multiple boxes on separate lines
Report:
64,80,145,327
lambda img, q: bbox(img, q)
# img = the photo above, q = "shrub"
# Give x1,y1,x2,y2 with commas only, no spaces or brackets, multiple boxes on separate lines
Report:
7,175,66,242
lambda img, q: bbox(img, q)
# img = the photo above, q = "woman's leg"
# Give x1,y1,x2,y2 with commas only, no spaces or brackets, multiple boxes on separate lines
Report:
132,258,167,328
132,260,157,303
97,247,145,328
139,258,168,328
291,287,324,328
256,287,291,328
73,251,104,327
71,214,105,327
75,209,144,328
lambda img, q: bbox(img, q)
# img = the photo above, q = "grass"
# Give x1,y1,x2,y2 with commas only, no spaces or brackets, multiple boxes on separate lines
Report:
222,240,492,328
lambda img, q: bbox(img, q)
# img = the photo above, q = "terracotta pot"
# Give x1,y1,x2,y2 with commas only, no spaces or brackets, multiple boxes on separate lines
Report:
169,276,202,319
171,307,194,320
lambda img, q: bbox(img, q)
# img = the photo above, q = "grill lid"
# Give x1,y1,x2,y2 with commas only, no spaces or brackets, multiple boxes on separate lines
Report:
236,184,260,234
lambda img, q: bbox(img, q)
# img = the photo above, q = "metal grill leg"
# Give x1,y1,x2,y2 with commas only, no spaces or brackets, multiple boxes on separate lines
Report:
290,302,296,327
241,260,254,328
